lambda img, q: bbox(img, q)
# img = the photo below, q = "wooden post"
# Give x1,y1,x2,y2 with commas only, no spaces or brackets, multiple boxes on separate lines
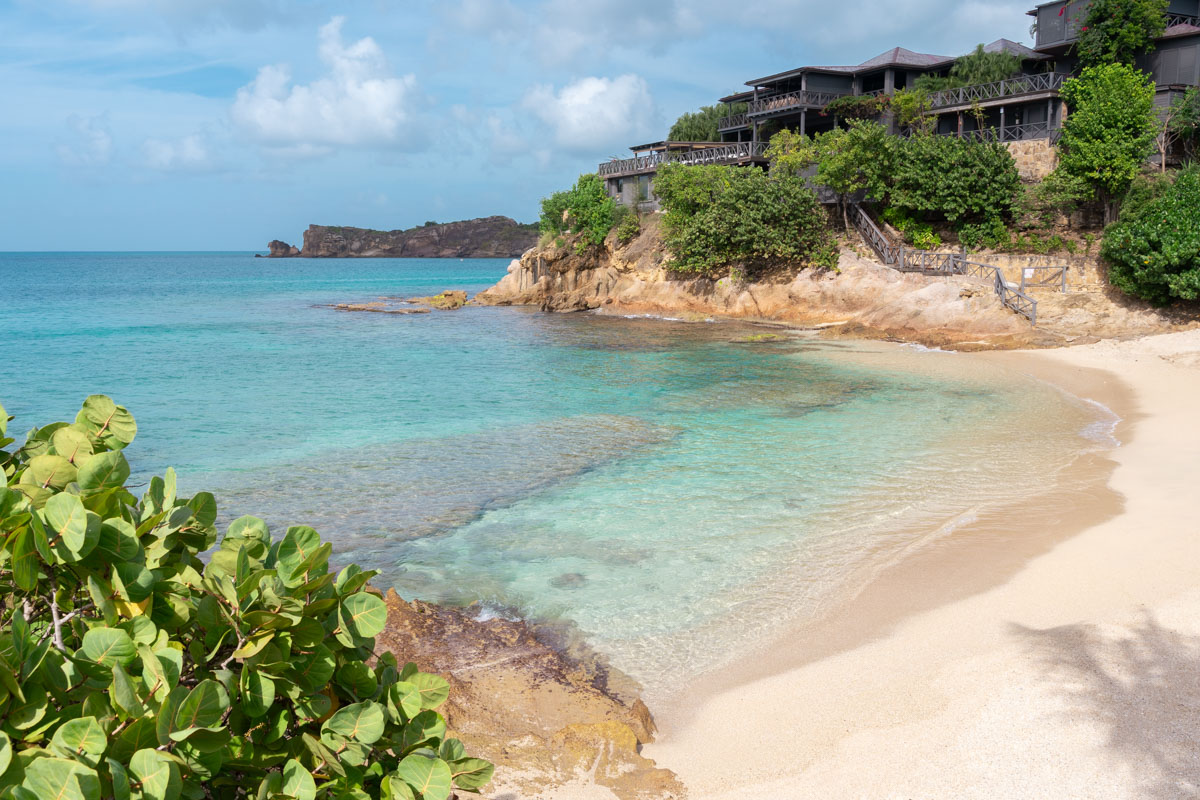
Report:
957,111,964,136
1000,105,1006,141
801,109,807,137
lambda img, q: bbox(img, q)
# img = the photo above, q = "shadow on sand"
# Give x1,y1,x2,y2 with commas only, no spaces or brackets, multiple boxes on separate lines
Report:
1012,614,1200,799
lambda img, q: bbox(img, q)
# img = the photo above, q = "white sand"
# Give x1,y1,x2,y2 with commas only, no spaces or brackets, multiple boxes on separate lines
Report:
645,330,1200,799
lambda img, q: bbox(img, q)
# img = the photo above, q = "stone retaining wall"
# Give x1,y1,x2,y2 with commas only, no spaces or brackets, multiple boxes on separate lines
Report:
1004,139,1058,182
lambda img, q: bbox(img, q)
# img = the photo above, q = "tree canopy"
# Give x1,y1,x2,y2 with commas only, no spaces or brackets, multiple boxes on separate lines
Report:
667,104,746,142
1076,0,1168,67
913,44,1024,92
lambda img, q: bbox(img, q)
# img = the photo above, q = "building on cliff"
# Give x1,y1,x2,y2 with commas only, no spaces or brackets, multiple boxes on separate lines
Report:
600,0,1200,208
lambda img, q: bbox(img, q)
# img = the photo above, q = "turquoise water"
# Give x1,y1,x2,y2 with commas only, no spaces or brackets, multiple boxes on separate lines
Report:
0,253,1107,692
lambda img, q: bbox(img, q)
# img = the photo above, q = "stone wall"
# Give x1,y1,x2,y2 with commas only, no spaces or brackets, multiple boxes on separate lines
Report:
978,252,1106,289
1005,139,1058,182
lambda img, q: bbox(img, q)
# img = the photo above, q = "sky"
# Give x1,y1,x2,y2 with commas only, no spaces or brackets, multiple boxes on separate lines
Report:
0,0,1036,250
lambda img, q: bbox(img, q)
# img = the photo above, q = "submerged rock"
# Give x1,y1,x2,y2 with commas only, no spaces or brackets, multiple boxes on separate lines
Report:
326,302,431,315
550,572,589,589
376,591,682,799
408,290,468,310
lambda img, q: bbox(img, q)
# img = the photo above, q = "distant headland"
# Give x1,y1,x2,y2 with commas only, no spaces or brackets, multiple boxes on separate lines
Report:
262,216,538,258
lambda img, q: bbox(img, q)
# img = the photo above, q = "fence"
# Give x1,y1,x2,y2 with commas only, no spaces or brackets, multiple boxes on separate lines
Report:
926,72,1065,110
938,121,1062,143
850,204,1049,325
598,142,767,177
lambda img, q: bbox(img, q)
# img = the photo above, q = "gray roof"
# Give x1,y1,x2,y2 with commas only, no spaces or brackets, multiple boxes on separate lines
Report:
748,46,956,85
981,38,1048,59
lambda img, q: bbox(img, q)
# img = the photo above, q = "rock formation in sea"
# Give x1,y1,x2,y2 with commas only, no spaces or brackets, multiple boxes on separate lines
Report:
267,239,301,257
377,591,683,799
265,217,538,258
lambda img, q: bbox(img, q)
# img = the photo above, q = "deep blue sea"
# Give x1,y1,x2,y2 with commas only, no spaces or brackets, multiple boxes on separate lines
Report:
0,252,1109,692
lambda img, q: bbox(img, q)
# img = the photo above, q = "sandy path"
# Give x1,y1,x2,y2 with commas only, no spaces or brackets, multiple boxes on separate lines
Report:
645,330,1200,799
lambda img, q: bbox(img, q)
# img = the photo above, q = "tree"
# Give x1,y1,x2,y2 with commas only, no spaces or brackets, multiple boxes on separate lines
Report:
764,128,817,175
538,174,616,249
1057,63,1157,223
653,163,838,277
812,120,894,228
1076,0,1168,67
913,44,1024,91
1167,87,1200,160
1103,165,1200,304
891,89,936,134
667,103,747,142
889,134,1020,224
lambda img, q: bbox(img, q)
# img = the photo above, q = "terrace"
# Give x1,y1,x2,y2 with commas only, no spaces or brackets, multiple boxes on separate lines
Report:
926,72,1066,111
597,141,768,179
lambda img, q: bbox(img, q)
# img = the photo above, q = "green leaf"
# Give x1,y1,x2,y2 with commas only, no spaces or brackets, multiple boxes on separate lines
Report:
394,755,452,800
186,492,217,529
389,682,423,721
449,758,494,792
11,527,39,591
0,731,11,776
323,701,386,745
43,493,89,551
21,757,101,800
406,671,450,711
50,425,94,464
77,450,130,492
25,454,78,490
81,627,136,668
0,400,6,436
113,563,156,603
280,759,316,800
240,668,275,719
7,684,48,730
78,395,137,450
174,680,226,731
339,593,387,640
107,758,131,800
50,716,107,769
128,749,180,800
398,710,446,755
110,663,146,719
276,526,321,574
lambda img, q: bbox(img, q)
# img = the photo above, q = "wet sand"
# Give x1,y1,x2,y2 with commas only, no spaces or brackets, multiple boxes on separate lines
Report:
644,330,1200,798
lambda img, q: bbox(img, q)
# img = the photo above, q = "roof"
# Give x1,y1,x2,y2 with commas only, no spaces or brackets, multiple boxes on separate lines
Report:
981,38,1049,59
719,90,755,103
1160,22,1200,39
625,141,727,153
746,46,956,86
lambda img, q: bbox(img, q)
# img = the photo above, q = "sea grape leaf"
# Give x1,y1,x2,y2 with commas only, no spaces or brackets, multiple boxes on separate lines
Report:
339,593,387,640
394,754,452,800
398,710,446,755
81,627,136,668
107,758,131,800
406,671,450,711
174,680,225,731
11,528,39,591
50,716,107,769
0,731,11,776
43,493,88,550
128,749,180,800
25,454,78,490
51,426,94,465
78,451,130,492
240,668,275,719
78,395,137,450
323,701,386,745
449,758,494,792
280,759,316,800
21,757,101,800
109,663,146,720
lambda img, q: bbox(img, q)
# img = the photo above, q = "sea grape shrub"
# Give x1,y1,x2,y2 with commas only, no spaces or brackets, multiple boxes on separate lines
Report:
538,174,616,251
1103,165,1200,305
654,163,838,277
0,396,493,800
889,134,1020,225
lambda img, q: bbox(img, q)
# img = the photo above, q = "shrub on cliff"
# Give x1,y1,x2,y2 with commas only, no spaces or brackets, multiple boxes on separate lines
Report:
654,163,837,277
0,396,493,800
889,134,1020,225
1057,63,1157,224
538,174,616,251
1103,165,1200,304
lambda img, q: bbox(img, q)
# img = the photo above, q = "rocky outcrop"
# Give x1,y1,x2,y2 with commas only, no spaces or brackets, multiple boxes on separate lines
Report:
267,240,301,257
408,290,468,310
377,591,682,799
280,217,538,259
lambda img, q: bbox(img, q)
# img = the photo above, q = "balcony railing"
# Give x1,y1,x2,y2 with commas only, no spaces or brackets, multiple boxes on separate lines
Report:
927,73,1065,110
936,121,1062,143
747,90,848,117
598,142,768,177
1168,12,1200,27
718,113,749,131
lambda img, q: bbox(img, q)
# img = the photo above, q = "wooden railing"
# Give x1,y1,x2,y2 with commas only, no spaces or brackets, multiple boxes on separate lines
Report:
597,142,768,177
937,121,1062,143
850,204,1046,325
718,113,749,131
1019,265,1070,292
1167,12,1200,27
748,90,848,117
926,72,1065,110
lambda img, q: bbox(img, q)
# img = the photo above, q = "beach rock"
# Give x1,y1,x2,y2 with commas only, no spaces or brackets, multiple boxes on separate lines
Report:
408,290,468,310
294,217,538,259
267,240,300,258
327,302,431,315
376,591,682,799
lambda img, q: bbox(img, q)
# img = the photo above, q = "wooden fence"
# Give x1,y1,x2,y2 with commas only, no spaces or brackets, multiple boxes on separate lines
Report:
926,72,1065,110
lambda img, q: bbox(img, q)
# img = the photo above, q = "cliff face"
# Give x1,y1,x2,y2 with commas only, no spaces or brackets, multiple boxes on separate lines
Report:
475,216,1058,350
271,216,538,258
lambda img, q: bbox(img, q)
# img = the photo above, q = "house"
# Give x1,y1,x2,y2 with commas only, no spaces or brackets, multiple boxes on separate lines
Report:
600,2,1200,206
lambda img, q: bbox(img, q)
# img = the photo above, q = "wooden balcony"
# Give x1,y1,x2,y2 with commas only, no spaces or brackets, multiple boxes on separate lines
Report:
927,72,1065,112
935,120,1062,143
718,113,749,131
598,142,768,178
747,90,849,119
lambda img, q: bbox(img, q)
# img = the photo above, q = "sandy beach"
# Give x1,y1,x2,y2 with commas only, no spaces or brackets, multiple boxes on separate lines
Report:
641,330,1200,799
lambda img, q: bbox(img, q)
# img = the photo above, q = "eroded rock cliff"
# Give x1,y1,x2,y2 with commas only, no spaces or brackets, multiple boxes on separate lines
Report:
267,217,538,258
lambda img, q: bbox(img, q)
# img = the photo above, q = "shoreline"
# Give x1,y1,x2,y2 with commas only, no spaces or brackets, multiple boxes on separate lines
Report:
640,329,1200,798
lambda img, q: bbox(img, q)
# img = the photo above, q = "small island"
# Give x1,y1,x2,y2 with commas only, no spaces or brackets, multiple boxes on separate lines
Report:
264,216,538,259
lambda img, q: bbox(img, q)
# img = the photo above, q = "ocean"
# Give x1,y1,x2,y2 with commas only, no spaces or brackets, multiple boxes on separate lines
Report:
0,252,1112,695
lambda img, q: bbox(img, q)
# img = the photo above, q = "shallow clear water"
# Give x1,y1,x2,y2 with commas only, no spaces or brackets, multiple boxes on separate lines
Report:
0,253,1108,692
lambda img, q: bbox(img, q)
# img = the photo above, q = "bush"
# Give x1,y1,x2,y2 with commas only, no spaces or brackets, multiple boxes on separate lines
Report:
0,396,493,800
880,208,942,249
821,95,888,121
957,217,1011,251
668,103,746,142
1076,0,1168,67
1018,169,1093,228
1058,63,1157,223
614,207,641,245
1103,165,1200,304
654,163,838,276
912,44,1023,92
538,174,616,251
889,135,1020,224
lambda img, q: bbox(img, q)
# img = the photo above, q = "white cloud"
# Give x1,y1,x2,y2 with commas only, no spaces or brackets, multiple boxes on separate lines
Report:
523,75,658,155
55,114,113,167
231,16,425,155
141,133,215,171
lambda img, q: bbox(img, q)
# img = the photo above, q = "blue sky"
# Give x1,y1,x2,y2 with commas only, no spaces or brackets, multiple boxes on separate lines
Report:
0,0,1034,250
